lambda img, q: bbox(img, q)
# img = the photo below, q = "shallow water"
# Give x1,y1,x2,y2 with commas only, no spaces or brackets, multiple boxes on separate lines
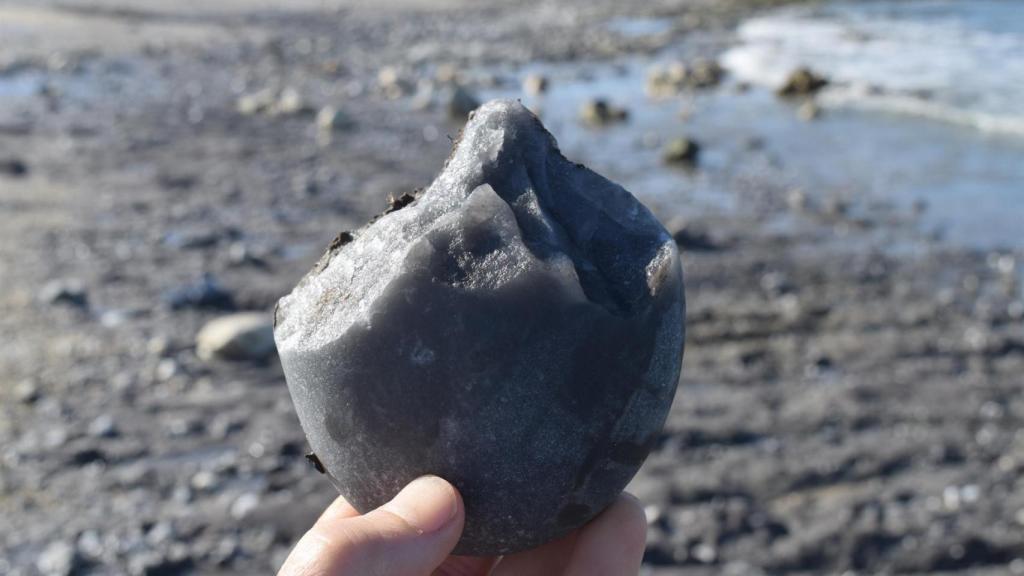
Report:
480,3,1024,251
723,0,1024,137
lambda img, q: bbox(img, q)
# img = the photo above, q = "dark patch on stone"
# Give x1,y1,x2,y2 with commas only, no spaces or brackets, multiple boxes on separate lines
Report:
313,231,355,274
327,231,354,251
385,191,417,214
305,452,326,474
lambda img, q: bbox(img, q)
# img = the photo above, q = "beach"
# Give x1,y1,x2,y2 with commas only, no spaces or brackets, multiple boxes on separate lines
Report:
1,0,1022,573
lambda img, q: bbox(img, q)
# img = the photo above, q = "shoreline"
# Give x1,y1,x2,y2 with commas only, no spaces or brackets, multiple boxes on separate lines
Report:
1,1,1022,574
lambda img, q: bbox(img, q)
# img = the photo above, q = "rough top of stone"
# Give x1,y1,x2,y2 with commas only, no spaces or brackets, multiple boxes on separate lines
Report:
275,99,676,352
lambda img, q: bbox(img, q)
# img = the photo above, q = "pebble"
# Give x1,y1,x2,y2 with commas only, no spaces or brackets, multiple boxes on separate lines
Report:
36,541,79,576
196,312,276,362
128,551,194,576
236,88,277,115
378,66,413,99
777,67,829,97
579,98,628,126
522,73,549,95
190,470,220,492
646,59,723,97
15,379,41,404
40,279,88,308
146,521,176,546
0,158,29,177
662,137,701,166
798,100,821,121
76,530,104,560
273,87,308,116
88,414,119,438
230,492,261,519
162,275,235,310
786,188,810,212
161,228,222,250
315,106,353,133
147,335,171,357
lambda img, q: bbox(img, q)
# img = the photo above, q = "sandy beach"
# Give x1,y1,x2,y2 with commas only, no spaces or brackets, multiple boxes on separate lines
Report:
1,0,1022,573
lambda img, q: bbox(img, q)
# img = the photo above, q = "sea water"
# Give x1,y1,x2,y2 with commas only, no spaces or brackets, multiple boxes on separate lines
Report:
723,0,1024,137
483,1,1024,250
718,0,1024,248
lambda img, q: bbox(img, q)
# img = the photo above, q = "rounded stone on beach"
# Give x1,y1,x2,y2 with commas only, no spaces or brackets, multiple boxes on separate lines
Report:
274,99,685,555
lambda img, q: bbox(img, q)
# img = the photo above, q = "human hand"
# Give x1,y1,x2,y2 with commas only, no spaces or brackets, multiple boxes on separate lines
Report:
277,475,648,576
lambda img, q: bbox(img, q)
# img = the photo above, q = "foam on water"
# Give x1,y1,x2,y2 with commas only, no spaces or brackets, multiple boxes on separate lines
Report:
723,0,1024,137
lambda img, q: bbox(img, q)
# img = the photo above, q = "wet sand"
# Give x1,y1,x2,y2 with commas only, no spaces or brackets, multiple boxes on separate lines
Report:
1,0,1022,574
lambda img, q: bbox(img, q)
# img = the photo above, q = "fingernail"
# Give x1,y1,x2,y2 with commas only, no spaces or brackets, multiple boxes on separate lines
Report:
382,476,459,534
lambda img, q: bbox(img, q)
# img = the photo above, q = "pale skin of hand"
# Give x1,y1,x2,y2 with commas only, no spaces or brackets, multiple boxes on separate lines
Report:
278,475,648,576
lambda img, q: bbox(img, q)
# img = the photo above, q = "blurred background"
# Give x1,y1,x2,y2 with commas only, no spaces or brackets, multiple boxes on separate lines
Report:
1,0,1022,574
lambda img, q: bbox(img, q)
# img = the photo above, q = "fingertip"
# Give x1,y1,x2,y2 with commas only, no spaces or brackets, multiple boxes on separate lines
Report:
607,492,648,552
564,493,648,576
379,475,462,534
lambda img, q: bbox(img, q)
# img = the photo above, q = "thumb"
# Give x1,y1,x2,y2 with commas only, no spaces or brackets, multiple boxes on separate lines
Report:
279,476,465,576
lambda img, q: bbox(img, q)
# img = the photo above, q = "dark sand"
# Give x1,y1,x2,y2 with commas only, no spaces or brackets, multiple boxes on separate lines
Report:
1,0,1022,574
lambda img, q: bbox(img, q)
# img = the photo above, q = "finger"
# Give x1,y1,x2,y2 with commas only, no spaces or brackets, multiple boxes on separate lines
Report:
564,493,647,576
278,475,464,576
433,555,500,576
490,529,579,576
316,494,361,523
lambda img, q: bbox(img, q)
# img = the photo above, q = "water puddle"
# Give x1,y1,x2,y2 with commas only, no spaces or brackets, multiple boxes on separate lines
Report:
0,71,47,99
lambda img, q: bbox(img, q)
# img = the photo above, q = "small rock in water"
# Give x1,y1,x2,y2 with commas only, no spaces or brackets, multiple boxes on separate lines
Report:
196,312,276,362
646,59,724,97
662,137,701,166
777,67,829,97
275,100,684,555
579,98,629,126
798,100,822,121
522,73,549,95
163,275,235,310
40,279,88,308
688,59,725,89
0,158,29,177
446,86,481,120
